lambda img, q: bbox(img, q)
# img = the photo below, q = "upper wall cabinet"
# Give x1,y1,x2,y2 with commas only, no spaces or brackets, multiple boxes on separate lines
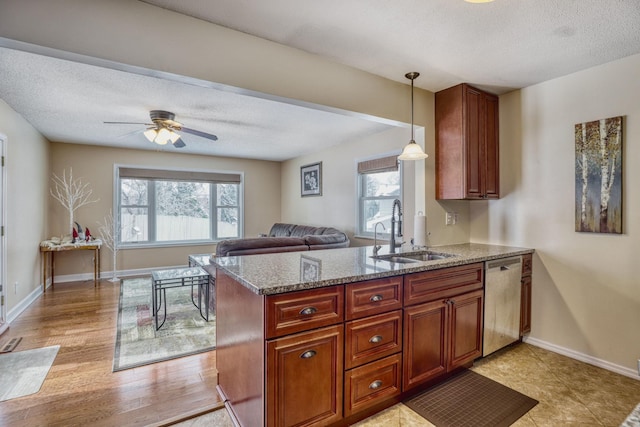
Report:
435,84,499,200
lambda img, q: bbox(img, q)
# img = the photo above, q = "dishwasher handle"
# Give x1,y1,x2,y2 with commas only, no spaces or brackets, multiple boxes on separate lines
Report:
485,256,522,271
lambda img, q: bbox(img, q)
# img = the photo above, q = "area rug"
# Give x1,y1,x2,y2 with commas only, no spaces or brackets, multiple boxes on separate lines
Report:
404,369,538,427
113,277,216,371
0,345,60,402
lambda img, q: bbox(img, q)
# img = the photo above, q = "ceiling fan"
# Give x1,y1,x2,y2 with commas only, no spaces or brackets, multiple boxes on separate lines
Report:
104,110,218,148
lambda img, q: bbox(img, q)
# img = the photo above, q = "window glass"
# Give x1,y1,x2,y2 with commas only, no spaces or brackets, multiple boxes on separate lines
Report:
117,170,242,246
357,160,402,237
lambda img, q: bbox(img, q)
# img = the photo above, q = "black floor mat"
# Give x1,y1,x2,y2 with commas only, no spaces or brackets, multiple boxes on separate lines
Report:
404,369,538,427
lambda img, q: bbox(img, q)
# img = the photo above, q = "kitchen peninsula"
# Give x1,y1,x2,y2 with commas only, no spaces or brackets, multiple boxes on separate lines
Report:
213,243,534,427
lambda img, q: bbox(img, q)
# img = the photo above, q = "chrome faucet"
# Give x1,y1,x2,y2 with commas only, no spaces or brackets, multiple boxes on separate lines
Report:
373,222,386,255
390,199,403,253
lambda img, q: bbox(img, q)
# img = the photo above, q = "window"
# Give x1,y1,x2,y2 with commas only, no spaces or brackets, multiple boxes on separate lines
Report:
117,167,242,246
357,155,402,237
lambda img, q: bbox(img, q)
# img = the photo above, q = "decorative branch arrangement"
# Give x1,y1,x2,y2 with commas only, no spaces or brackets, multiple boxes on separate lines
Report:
50,168,99,238
98,210,119,282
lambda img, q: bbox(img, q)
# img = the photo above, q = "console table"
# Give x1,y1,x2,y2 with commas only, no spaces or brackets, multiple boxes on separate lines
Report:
40,240,102,292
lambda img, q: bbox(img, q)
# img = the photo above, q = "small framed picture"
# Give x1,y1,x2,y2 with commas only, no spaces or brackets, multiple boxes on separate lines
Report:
300,162,322,197
300,255,322,282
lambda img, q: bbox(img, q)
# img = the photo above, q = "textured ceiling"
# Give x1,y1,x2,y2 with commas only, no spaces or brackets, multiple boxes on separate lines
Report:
143,0,640,94
0,47,394,161
1,0,639,160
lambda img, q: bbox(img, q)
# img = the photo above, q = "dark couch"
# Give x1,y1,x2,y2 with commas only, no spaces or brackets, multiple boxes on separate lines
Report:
214,223,350,256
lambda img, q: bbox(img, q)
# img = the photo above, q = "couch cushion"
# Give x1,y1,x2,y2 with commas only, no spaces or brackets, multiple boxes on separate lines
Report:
268,223,296,237
216,236,307,256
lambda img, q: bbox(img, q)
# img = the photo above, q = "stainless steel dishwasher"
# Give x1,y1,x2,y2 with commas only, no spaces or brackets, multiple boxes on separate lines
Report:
483,256,522,356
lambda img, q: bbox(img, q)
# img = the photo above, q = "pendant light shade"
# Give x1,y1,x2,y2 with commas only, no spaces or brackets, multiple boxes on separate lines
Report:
398,72,428,161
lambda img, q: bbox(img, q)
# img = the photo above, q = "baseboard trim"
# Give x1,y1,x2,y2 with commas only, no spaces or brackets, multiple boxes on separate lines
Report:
53,265,187,283
7,284,43,323
524,336,639,381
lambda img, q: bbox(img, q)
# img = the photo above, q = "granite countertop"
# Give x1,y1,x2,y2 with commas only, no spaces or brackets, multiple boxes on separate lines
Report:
212,243,534,296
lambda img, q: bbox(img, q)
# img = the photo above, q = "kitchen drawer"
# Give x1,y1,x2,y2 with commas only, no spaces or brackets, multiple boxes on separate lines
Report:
345,310,402,369
266,286,344,339
522,253,533,276
404,263,483,307
344,353,402,417
346,277,403,320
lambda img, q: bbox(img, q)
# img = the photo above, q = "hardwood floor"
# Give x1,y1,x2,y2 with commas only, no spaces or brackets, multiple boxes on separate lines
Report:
0,279,223,427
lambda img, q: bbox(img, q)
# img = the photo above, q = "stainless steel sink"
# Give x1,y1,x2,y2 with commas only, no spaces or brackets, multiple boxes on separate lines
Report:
378,256,419,264
371,251,456,263
397,252,453,261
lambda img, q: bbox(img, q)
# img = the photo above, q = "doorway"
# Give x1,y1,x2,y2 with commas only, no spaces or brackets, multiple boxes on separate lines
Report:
0,135,6,335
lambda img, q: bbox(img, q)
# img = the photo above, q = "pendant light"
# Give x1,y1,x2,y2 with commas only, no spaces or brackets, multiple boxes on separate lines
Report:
398,72,428,161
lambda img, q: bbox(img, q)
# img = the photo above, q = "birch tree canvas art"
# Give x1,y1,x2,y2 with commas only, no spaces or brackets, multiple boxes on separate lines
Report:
575,116,623,234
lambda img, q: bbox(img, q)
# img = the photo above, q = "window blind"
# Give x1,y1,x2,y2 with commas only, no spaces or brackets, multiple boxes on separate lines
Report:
119,167,241,183
357,155,399,174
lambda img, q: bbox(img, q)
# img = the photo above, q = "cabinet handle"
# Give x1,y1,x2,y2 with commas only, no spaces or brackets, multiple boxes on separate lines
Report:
370,294,384,302
299,306,317,316
368,380,383,390
369,335,383,344
300,350,317,359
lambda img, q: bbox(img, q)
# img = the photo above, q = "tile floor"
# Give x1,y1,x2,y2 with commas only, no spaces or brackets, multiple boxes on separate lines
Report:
177,343,640,426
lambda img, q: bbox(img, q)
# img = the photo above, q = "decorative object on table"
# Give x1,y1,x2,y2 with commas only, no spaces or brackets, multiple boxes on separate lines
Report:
113,277,216,371
575,116,623,234
84,227,92,241
72,227,79,243
97,210,119,282
50,167,99,238
0,345,60,402
300,162,322,197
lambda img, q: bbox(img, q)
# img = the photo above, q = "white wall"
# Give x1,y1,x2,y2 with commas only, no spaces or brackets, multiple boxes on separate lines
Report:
0,99,49,315
470,53,640,374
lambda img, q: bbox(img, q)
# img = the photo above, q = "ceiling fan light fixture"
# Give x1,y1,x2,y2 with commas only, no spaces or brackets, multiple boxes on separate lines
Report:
168,130,181,143
154,127,171,145
143,128,158,142
398,71,428,161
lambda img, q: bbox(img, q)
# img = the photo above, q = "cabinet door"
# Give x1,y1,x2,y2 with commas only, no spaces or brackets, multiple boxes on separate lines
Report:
266,325,343,427
403,300,448,391
464,85,483,199
483,93,500,199
520,275,532,335
448,289,484,370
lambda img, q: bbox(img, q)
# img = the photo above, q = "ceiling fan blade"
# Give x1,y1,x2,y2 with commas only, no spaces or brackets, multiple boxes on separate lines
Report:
172,137,186,148
104,121,152,125
180,127,218,141
117,129,144,139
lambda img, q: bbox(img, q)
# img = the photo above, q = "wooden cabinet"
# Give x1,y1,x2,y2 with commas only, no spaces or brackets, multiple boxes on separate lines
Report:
217,261,492,426
266,325,344,427
343,280,403,418
520,254,533,335
436,83,499,200
403,264,484,392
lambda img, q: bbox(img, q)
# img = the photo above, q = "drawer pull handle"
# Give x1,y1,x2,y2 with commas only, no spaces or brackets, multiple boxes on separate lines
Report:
370,294,384,302
300,350,317,359
369,335,383,344
369,380,383,390
299,306,317,316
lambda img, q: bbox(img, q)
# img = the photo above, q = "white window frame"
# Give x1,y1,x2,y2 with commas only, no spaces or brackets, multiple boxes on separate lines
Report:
355,155,403,239
115,165,244,248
